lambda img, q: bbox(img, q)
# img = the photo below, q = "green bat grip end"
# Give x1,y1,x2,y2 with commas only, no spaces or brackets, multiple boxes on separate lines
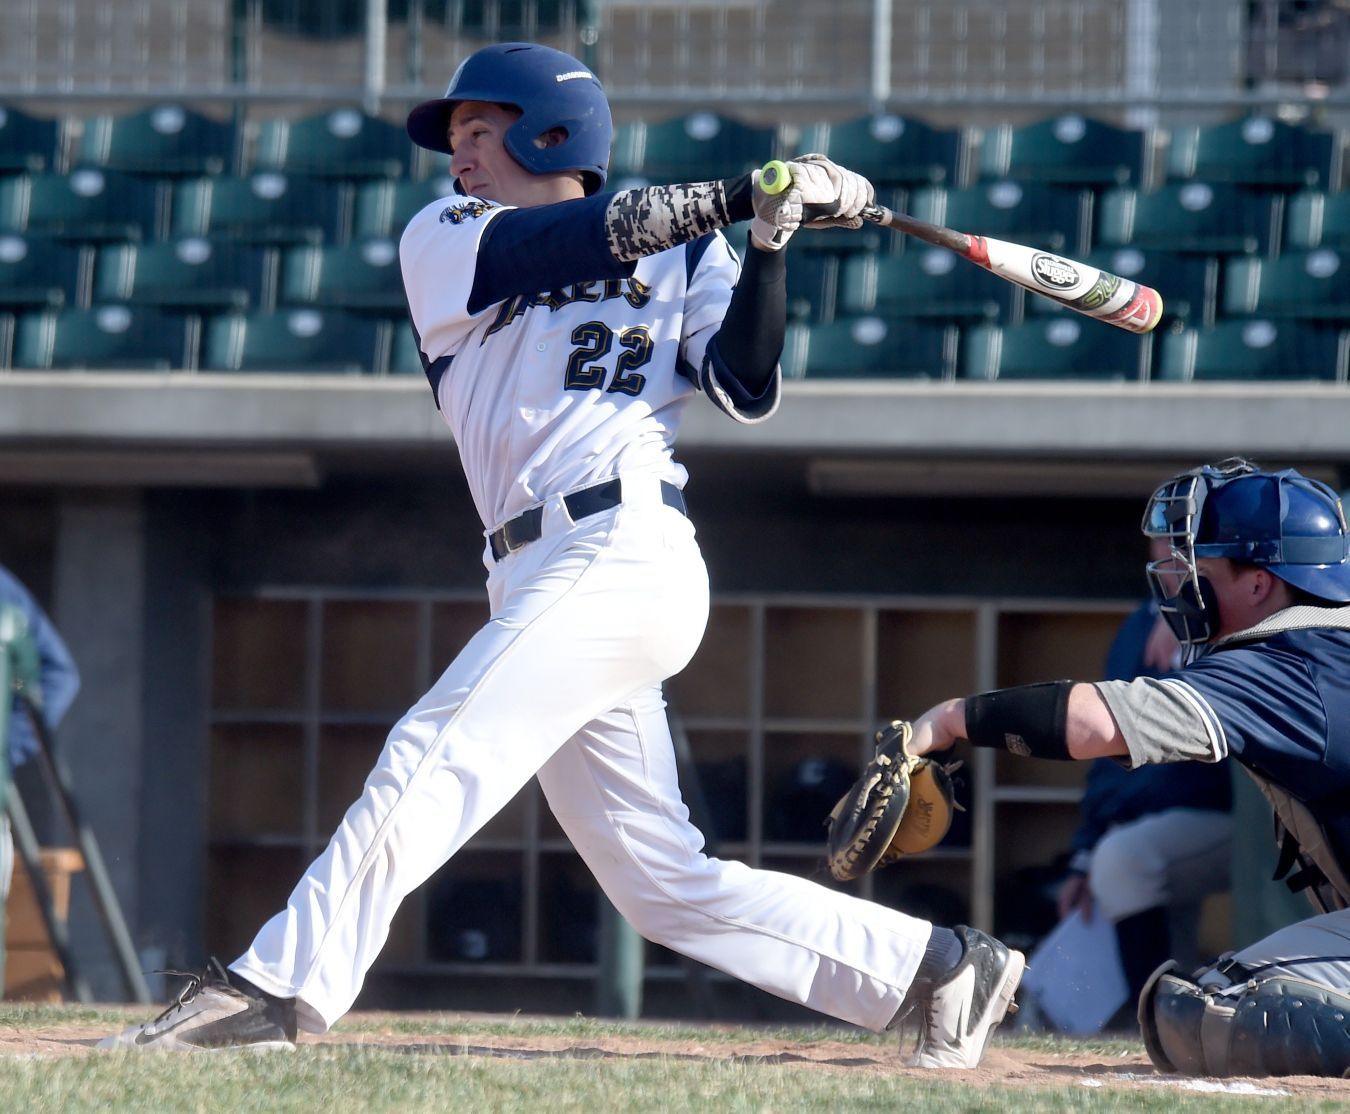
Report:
759,160,791,195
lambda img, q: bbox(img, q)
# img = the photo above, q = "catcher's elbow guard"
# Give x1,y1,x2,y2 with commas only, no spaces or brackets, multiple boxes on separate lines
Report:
825,721,962,882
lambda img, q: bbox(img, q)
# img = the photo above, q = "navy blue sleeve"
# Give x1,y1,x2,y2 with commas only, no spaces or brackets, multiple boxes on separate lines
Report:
467,194,637,315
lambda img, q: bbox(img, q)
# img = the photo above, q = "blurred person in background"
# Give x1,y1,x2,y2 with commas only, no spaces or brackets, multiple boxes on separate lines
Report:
1055,535,1233,1024
0,562,80,904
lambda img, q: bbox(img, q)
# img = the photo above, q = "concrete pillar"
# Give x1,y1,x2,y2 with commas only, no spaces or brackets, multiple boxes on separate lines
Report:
52,491,146,1001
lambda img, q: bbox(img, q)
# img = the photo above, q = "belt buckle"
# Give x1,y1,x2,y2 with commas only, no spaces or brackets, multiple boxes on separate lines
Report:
496,522,525,560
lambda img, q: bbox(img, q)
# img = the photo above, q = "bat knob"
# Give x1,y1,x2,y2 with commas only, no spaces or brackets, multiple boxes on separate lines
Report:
758,160,791,195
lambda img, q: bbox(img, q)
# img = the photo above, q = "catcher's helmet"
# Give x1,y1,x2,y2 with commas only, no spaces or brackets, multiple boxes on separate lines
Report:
406,42,611,195
1142,457,1350,644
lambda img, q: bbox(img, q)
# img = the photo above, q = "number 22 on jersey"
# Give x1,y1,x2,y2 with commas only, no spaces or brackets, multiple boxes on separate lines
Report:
564,323,652,397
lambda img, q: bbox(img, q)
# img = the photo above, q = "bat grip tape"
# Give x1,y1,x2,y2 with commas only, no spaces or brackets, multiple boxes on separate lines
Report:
963,680,1074,760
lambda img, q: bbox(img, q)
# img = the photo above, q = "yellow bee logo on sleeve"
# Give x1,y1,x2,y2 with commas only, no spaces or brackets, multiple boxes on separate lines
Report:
439,200,495,225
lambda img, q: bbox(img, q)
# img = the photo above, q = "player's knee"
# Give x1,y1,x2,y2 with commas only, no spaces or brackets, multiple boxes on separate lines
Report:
1089,831,1162,919
1139,960,1350,1077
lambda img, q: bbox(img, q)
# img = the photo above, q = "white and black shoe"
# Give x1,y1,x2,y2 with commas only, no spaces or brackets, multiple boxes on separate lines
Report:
900,925,1026,1069
97,959,297,1052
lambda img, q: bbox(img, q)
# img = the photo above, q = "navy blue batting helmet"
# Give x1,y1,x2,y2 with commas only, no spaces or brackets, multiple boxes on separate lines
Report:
406,42,611,195
1143,458,1350,644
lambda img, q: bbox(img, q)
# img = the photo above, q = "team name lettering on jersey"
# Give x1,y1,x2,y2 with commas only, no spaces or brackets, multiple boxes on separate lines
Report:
483,277,653,339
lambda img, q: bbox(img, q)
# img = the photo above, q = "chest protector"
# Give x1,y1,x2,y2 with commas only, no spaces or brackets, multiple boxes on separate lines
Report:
1248,770,1350,913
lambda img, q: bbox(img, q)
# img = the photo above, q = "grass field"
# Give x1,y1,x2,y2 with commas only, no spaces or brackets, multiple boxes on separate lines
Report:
1,1004,1345,1113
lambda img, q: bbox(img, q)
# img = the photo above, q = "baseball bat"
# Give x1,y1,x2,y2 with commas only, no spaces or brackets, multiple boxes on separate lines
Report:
758,160,1164,335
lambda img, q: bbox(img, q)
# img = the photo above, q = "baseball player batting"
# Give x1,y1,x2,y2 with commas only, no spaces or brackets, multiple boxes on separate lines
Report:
98,42,1023,1066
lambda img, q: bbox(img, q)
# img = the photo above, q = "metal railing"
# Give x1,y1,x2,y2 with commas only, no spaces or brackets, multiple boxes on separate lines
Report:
2,0,1350,121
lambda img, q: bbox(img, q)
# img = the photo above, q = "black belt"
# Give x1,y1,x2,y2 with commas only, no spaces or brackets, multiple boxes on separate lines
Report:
489,478,687,561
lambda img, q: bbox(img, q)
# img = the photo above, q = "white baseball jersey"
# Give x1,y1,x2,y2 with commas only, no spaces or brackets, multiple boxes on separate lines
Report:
400,194,738,531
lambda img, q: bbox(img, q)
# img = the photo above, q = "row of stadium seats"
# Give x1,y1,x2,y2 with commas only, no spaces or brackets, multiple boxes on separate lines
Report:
0,306,419,376
784,317,1349,382
3,169,1348,258
8,230,1350,332
2,103,1346,192
791,246,1350,328
2,305,1344,383
0,235,406,315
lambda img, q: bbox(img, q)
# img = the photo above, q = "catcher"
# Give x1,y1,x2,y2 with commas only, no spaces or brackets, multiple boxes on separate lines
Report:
872,459,1350,1079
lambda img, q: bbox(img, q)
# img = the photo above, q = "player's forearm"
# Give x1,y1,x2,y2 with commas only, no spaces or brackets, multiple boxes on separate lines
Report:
604,175,755,262
702,242,785,398
909,682,1127,760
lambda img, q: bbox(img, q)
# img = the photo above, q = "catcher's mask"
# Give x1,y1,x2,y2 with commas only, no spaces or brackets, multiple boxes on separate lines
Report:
1142,457,1350,647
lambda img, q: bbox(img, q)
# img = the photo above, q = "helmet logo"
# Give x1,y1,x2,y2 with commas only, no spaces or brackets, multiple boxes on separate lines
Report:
555,70,592,82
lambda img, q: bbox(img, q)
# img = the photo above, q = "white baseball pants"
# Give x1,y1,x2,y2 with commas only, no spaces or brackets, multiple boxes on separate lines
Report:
1088,808,1233,923
1201,907,1350,993
233,475,931,1033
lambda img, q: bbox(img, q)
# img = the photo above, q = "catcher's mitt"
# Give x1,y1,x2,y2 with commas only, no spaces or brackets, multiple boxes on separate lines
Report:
825,721,963,882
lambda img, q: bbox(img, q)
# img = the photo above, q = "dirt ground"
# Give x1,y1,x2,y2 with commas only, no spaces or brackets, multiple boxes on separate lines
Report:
4,1010,1349,1100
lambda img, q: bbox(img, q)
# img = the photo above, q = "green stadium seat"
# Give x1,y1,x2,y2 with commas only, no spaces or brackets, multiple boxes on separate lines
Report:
11,305,193,370
605,121,645,185
201,308,387,373
1223,251,1350,321
253,109,411,180
978,114,1146,187
353,176,456,238
171,173,348,245
0,105,63,174
1024,247,1217,325
909,181,1087,254
94,238,271,311
1096,183,1279,255
78,104,240,177
837,248,1017,322
280,238,404,312
608,113,777,185
796,114,961,187
0,233,87,310
388,320,426,376
1284,189,1350,250
1156,319,1346,382
784,251,838,323
0,169,163,242
959,319,1148,381
783,316,956,379
1166,116,1336,189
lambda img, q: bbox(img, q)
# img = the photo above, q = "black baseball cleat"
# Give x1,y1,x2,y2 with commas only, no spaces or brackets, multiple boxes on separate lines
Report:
898,925,1026,1069
96,959,298,1052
